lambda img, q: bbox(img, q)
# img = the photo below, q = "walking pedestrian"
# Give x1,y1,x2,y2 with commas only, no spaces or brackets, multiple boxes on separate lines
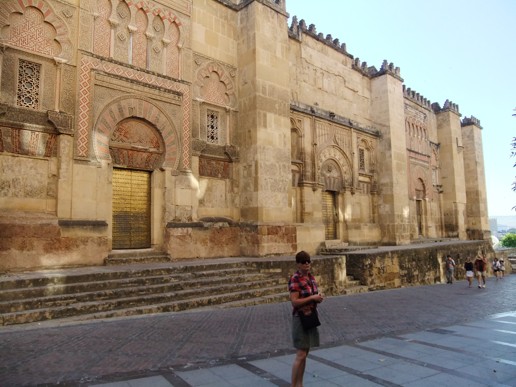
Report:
445,255,456,284
288,251,324,387
464,256,474,288
492,257,501,280
474,254,487,288
499,258,505,278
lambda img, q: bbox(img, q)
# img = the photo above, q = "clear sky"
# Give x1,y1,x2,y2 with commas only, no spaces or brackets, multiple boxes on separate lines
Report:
286,0,516,217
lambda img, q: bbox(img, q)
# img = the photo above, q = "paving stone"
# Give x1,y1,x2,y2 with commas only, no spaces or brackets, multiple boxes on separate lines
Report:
0,275,514,386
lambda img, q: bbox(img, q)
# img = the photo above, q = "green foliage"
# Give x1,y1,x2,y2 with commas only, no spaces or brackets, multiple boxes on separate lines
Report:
501,233,516,248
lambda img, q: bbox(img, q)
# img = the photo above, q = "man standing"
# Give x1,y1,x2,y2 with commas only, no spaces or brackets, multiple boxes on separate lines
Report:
474,254,487,288
445,255,456,284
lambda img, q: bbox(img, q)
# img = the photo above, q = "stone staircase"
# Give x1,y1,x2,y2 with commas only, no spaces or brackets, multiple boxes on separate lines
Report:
0,260,289,326
0,255,370,326
104,249,173,265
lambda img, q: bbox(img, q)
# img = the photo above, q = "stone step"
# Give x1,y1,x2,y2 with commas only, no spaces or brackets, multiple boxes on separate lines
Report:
0,257,369,326
0,267,252,301
0,284,288,325
0,263,253,291
0,259,292,325
105,250,172,265
0,273,277,313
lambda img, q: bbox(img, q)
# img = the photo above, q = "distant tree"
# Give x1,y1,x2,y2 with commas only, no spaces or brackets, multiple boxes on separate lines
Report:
500,233,516,248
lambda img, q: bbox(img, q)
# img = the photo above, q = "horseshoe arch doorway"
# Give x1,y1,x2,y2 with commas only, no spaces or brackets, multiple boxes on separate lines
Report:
109,117,165,249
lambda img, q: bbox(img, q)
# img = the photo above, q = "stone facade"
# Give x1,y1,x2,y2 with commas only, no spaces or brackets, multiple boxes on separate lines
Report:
0,0,490,271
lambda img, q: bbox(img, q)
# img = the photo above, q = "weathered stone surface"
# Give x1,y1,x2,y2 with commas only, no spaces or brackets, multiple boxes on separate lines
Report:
0,0,489,271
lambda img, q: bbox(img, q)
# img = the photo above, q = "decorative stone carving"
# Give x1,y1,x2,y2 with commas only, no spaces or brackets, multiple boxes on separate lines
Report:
48,111,73,135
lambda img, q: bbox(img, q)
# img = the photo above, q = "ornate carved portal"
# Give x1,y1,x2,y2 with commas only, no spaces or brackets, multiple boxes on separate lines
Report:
109,118,164,249
320,158,344,241
109,118,165,171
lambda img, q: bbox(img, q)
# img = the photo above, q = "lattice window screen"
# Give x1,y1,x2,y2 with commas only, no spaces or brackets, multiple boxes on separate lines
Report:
17,59,41,109
359,148,365,171
207,109,219,144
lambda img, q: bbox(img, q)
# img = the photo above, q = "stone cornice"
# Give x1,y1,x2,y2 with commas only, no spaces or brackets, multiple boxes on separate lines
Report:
291,102,380,137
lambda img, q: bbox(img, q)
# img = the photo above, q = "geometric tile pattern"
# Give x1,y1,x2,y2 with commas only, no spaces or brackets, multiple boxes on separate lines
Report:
196,62,236,108
133,9,148,68
1,0,73,61
85,1,189,167
7,7,60,57
92,0,186,78
93,0,111,58
77,54,190,169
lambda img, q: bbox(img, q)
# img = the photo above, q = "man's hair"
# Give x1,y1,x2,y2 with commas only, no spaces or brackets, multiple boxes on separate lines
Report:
295,250,310,263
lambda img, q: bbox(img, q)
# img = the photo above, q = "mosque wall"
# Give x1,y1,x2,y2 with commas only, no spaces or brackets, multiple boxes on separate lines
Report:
0,0,489,271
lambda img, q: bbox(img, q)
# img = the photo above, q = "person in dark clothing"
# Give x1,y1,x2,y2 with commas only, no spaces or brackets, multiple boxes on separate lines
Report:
474,254,487,288
288,251,324,387
464,256,474,288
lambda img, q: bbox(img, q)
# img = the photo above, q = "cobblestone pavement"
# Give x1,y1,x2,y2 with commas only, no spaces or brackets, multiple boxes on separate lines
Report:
1,274,515,386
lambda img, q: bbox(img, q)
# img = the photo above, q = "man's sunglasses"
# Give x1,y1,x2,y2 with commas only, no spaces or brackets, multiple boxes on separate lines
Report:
299,260,311,264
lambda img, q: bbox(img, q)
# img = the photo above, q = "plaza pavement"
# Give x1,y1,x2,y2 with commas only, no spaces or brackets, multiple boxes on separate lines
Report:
0,272,515,386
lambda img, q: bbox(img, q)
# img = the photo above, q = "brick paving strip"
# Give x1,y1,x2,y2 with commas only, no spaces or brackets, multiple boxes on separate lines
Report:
0,275,515,385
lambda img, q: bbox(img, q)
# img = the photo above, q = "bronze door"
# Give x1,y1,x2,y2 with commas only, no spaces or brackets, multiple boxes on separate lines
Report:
112,169,151,249
322,191,338,240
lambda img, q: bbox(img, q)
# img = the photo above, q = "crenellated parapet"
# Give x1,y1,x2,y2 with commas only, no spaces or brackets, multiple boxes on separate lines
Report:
403,85,432,109
352,58,378,77
289,18,404,82
431,99,460,115
374,59,402,79
288,17,352,58
461,116,482,129
352,58,402,80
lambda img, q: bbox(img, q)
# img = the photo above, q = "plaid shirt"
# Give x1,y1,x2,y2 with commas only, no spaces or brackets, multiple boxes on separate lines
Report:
288,270,319,315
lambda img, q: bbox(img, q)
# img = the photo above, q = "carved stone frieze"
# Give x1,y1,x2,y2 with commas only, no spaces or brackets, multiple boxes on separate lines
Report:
199,157,231,179
318,146,352,188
